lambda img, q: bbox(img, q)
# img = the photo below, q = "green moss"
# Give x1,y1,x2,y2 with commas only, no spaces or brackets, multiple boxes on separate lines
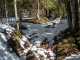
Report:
78,41,80,44
11,34,20,41
57,47,64,52
75,32,80,36
68,36,73,42
77,37,80,41
76,37,80,45
71,44,77,48
16,30,22,38
57,47,65,55
62,39,69,44
15,35,19,40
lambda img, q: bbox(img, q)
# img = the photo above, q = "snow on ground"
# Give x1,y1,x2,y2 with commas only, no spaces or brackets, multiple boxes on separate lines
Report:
20,18,68,60
2,17,16,25
0,30,20,60
0,24,26,60
64,52,80,60
0,18,80,60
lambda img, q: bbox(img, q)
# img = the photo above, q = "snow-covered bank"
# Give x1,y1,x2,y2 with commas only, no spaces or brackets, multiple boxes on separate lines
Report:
0,18,68,60
1,17,16,25
0,30,19,60
20,18,69,60
0,18,80,60
65,52,80,60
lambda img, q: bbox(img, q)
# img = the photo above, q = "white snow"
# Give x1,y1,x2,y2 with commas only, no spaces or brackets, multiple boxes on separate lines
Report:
2,17,16,25
64,52,80,60
0,32,20,60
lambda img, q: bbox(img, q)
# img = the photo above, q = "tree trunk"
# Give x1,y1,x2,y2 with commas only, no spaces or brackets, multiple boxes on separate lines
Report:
14,0,19,31
65,0,79,35
18,9,22,30
37,0,40,20
78,0,80,29
5,0,9,25
0,5,3,24
0,1,3,24
45,9,49,18
64,0,72,32
45,9,47,17
74,0,79,32
70,0,79,33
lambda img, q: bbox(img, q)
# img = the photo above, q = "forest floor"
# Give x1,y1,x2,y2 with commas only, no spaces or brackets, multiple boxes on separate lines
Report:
0,18,80,60
53,28,80,60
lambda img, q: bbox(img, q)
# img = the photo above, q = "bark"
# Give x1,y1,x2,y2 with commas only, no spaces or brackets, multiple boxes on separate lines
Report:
45,9,47,17
49,9,52,17
37,0,40,20
18,9,22,30
65,0,79,35
70,0,79,33
47,9,49,18
45,9,49,18
0,0,4,24
61,8,65,19
64,0,72,32
0,2,3,24
75,0,79,32
5,0,9,25
14,0,19,31
1,0,4,24
1,5,3,24
78,0,80,29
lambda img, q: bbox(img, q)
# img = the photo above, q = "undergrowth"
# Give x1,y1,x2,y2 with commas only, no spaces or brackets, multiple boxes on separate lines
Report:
54,29,80,60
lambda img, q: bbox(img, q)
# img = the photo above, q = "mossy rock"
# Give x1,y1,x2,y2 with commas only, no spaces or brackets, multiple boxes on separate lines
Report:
71,44,77,48
57,47,64,52
57,47,66,55
76,37,80,45
68,36,73,41
77,37,80,41
62,39,69,44
78,41,80,44
14,35,20,40
75,32,80,37
11,34,20,41
16,30,22,38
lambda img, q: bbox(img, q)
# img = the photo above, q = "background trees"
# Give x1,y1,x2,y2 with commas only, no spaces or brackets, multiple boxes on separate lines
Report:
4,0,66,19
64,0,79,35
41,0,55,17
0,0,4,24
1,0,79,35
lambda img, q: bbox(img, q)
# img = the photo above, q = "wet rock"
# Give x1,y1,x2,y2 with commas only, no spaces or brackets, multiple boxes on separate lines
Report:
26,50,35,60
24,39,30,48
39,42,49,49
7,38,23,57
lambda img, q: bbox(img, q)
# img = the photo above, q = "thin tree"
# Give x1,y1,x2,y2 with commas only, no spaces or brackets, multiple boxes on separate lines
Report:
37,0,40,20
14,0,19,31
5,0,9,25
0,0,3,24
78,0,80,29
